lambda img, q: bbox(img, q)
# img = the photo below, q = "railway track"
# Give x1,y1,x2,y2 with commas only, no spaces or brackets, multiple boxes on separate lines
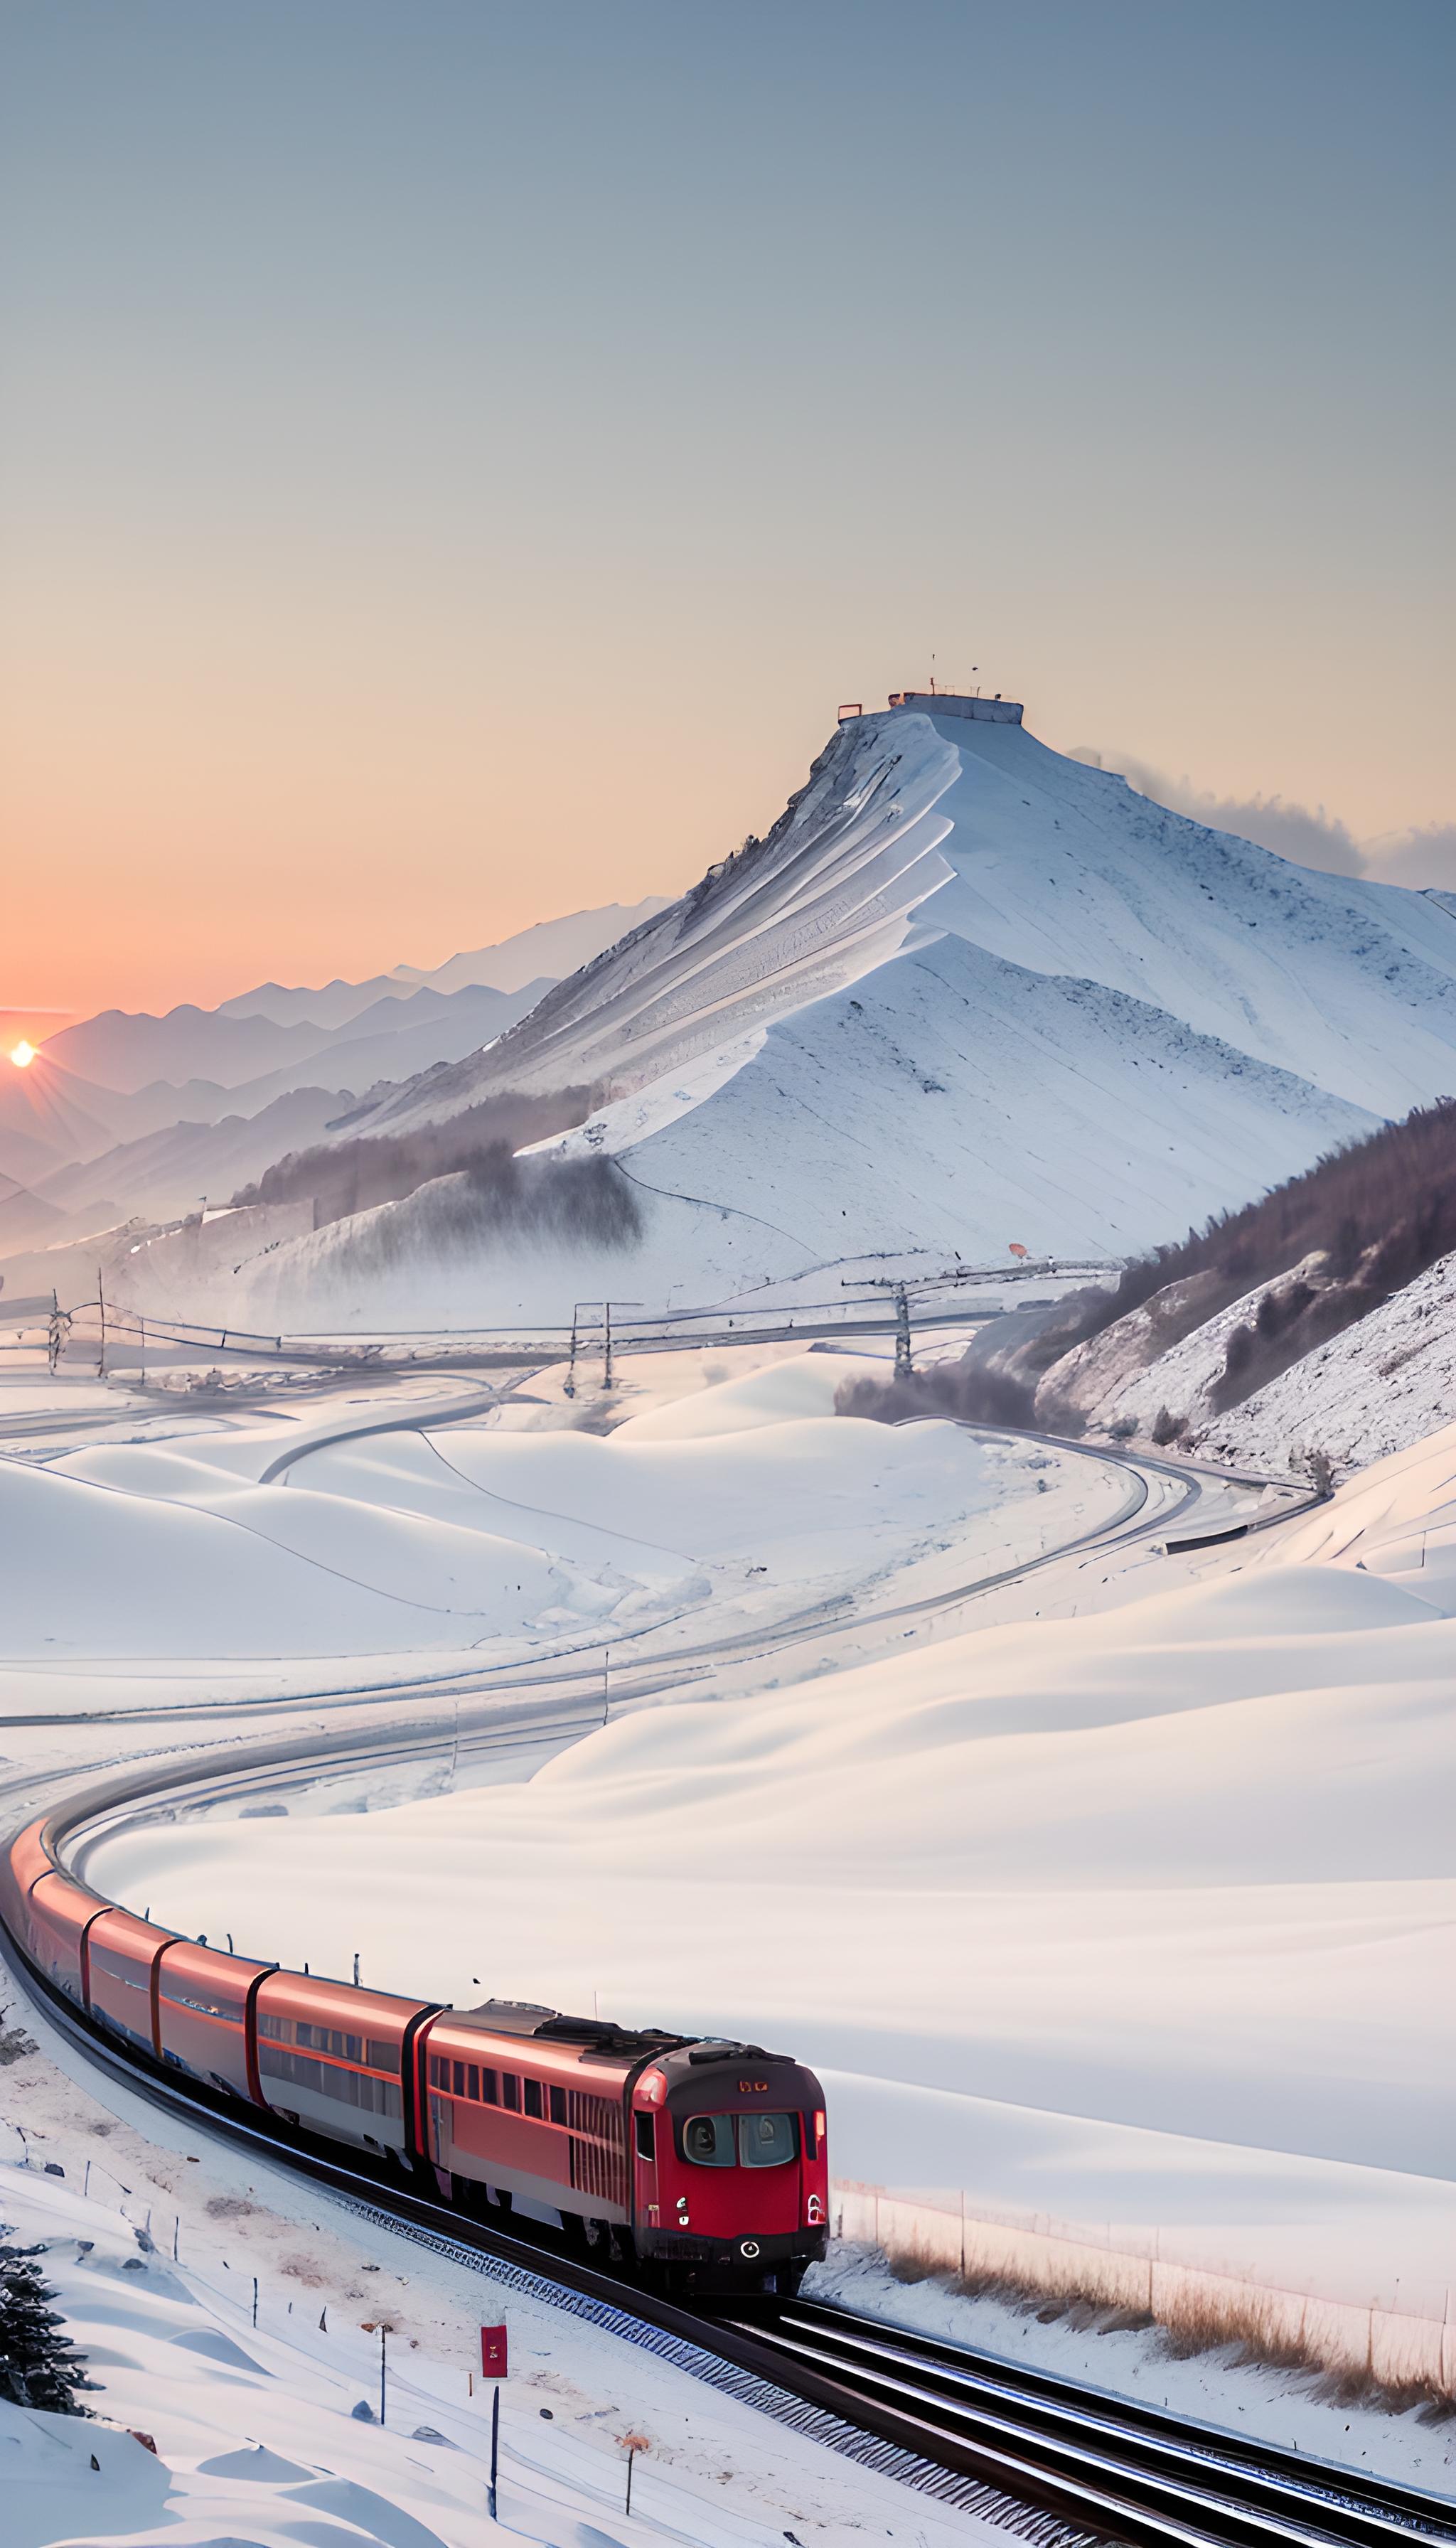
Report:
8,1932,1454,2548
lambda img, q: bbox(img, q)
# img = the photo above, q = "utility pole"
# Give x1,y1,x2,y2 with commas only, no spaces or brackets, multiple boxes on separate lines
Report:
894,1281,914,1381
567,1300,606,1399
863,1274,916,1379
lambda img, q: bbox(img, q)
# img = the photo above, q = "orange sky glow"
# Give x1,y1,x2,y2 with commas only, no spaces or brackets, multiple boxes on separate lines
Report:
4,4,1450,1027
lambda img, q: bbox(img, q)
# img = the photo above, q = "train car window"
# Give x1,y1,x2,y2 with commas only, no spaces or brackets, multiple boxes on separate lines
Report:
428,2053,444,2088
452,2060,466,2097
634,2111,655,2161
481,2067,498,2105
467,2064,479,2101
549,2084,567,2126
523,2079,543,2120
259,2045,402,2119
367,2040,401,2072
738,2111,798,2168
258,2013,293,2043
682,2114,736,2168
502,2074,520,2113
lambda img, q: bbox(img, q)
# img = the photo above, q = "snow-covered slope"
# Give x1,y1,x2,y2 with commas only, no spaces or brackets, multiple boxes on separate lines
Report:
361,710,1456,1131
16,1392,1069,1662
1199,1250,1456,1477
101,1423,1456,2212
168,704,1456,1328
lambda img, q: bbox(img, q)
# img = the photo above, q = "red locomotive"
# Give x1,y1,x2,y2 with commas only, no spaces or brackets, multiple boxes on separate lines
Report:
1,1816,829,2296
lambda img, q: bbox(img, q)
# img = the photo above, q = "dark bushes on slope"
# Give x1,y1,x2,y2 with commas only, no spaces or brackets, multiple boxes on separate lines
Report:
1023,1096,1456,1409
840,1096,1456,1436
836,1360,1037,1430
324,1147,643,1278
231,1086,596,1228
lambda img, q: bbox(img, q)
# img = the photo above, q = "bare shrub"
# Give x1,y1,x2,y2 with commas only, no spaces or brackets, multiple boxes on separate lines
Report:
836,1360,1039,1430
232,1086,598,1228
0,2003,36,2067
1150,1405,1187,1447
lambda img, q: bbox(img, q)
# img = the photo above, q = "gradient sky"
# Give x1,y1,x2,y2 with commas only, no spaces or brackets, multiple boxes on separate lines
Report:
4,0,1452,1020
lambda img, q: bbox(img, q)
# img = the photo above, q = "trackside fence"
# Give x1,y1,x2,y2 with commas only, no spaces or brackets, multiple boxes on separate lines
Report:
831,2182,1456,2397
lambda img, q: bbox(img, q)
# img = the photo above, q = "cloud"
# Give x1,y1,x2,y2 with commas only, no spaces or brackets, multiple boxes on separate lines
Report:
1069,751,1456,892
1363,825,1456,892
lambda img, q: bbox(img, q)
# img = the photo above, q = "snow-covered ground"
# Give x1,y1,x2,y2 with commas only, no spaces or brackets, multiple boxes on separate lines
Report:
1252,1419,1456,1600
110,705,1456,1329
812,2247,1456,2502
4,1335,1451,2498
0,1351,1115,1664
0,2036,981,2546
88,1429,1456,2337
1024,1234,1456,1488
1199,1248,1456,1477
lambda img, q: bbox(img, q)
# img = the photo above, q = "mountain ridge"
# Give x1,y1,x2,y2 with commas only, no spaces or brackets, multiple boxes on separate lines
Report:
108,704,1456,1330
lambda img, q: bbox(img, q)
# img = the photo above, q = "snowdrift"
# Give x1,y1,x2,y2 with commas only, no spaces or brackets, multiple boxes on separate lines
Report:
102,1426,1456,2217
21,1396,1065,1661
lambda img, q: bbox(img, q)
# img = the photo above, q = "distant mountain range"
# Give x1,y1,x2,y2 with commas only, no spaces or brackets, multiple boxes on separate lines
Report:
0,899,666,1272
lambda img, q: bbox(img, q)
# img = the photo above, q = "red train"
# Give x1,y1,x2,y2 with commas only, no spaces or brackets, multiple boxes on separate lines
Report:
1,1816,828,2296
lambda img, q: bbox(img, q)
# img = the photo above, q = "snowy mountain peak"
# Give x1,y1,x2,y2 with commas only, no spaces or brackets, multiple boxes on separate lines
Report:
112,709,1456,1327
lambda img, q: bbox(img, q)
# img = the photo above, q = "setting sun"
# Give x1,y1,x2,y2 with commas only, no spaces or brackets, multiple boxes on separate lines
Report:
10,1040,36,1068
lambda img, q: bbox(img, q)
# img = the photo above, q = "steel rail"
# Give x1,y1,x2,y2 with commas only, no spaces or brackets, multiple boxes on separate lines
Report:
723,2303,1456,2548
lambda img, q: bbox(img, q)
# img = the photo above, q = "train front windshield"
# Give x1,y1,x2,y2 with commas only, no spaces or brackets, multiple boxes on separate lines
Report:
682,2112,799,2168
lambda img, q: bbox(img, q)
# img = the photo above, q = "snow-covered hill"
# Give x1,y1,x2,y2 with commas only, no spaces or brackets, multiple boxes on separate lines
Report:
166,702,1456,1328
1166,1248,1456,1479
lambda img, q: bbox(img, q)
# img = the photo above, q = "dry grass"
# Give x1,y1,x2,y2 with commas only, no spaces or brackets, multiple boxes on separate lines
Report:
883,2237,1455,2421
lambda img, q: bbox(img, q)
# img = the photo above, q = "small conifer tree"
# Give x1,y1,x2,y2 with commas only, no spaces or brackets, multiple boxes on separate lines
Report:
0,2231,94,2414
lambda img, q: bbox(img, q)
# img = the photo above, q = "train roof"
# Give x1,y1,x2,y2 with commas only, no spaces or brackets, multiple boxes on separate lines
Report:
437,1998,687,2059
438,2001,801,2069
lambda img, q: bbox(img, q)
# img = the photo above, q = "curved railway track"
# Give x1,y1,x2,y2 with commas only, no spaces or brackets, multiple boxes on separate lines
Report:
0,1411,1351,2541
